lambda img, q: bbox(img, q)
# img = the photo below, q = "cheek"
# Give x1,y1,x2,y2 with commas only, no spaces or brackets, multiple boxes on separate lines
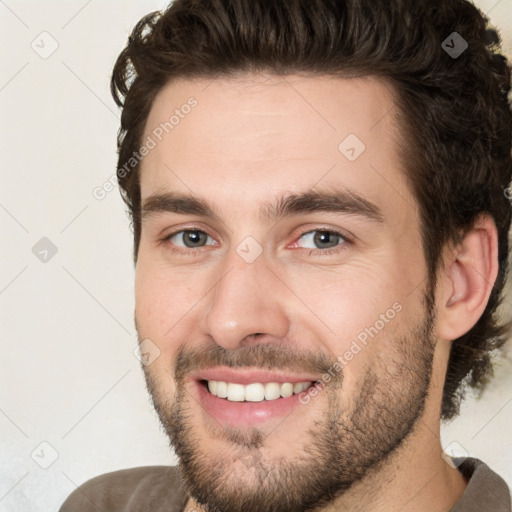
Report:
287,261,397,335
134,260,209,358
286,258,420,370
135,268,205,399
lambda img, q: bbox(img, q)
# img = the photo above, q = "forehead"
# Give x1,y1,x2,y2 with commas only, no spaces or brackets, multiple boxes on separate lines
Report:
139,73,414,225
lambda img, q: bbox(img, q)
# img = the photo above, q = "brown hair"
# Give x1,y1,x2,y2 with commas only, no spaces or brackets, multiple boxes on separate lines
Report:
111,0,512,420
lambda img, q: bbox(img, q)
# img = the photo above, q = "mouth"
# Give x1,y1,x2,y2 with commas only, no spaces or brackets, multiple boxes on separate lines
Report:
189,368,321,427
202,379,314,402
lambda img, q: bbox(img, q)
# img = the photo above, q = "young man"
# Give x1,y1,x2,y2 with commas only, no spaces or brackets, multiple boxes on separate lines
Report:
60,0,512,510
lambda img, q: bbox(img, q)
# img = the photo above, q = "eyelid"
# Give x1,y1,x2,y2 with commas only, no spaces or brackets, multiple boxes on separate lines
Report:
288,225,354,246
161,223,218,241
160,224,220,254
284,228,351,257
160,224,354,256
167,230,216,247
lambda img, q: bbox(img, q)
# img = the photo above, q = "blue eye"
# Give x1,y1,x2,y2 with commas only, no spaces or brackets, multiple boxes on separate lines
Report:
167,230,215,248
297,230,346,250
161,227,349,257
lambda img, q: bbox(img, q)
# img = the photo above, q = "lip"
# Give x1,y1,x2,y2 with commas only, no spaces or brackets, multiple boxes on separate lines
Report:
189,367,320,385
193,379,312,427
187,367,321,428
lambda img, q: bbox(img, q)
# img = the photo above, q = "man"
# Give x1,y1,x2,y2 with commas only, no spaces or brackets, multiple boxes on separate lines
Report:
60,0,512,510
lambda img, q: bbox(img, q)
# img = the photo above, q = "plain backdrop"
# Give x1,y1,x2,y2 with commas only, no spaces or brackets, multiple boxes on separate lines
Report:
1,1,512,511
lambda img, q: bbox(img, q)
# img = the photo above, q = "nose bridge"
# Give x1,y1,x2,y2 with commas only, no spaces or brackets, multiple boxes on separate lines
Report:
200,246,289,349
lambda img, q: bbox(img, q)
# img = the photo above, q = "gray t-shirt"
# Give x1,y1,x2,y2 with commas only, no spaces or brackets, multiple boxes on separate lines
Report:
59,457,511,511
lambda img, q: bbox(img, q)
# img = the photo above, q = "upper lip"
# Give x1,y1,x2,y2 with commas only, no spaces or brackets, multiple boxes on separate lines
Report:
189,367,320,385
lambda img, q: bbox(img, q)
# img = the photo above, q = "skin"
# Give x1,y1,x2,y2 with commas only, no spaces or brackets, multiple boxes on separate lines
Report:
134,73,498,511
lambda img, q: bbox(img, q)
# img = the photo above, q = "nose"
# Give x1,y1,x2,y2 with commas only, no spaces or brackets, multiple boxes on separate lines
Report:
199,248,290,350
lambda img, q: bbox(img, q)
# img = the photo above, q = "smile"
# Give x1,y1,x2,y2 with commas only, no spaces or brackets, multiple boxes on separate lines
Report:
189,368,322,426
205,380,313,402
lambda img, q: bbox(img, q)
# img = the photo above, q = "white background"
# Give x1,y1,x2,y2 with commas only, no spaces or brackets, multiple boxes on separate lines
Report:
1,1,511,510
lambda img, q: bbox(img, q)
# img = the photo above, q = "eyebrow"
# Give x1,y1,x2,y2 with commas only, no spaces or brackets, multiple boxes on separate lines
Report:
141,188,384,224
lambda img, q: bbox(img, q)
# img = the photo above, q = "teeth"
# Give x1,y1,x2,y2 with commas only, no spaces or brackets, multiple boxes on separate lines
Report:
206,380,312,402
216,381,228,398
245,383,265,402
207,380,217,395
226,383,245,402
280,382,293,398
293,382,310,394
264,382,281,400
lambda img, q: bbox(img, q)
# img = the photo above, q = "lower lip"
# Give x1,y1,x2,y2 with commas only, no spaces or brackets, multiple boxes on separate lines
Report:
194,380,309,427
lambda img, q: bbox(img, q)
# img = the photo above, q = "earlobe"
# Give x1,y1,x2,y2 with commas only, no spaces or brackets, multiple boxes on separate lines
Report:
437,215,498,341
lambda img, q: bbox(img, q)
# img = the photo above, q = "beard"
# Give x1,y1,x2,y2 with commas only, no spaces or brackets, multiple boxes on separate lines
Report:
139,297,436,512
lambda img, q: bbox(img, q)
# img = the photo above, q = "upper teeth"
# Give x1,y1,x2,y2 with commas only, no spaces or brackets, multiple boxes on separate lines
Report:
207,380,312,402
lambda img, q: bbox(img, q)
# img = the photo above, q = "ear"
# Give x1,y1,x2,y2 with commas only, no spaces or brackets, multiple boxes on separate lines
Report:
436,214,499,341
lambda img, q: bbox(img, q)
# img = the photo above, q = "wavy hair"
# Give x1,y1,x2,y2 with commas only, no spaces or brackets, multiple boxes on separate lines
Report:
111,0,512,420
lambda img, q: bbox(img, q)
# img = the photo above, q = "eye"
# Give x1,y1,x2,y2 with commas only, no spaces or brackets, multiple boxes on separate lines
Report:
296,230,347,250
166,229,215,248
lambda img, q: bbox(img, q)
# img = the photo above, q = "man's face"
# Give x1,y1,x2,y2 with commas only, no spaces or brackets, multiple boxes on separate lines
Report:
135,74,437,511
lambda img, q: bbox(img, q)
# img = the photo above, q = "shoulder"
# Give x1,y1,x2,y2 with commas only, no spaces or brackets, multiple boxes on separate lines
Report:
451,458,511,512
59,465,189,512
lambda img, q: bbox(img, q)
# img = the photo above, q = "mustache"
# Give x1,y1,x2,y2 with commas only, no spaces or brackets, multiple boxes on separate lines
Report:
173,341,343,384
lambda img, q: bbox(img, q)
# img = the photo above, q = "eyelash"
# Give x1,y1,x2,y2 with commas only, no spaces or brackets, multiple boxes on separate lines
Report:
161,226,352,257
